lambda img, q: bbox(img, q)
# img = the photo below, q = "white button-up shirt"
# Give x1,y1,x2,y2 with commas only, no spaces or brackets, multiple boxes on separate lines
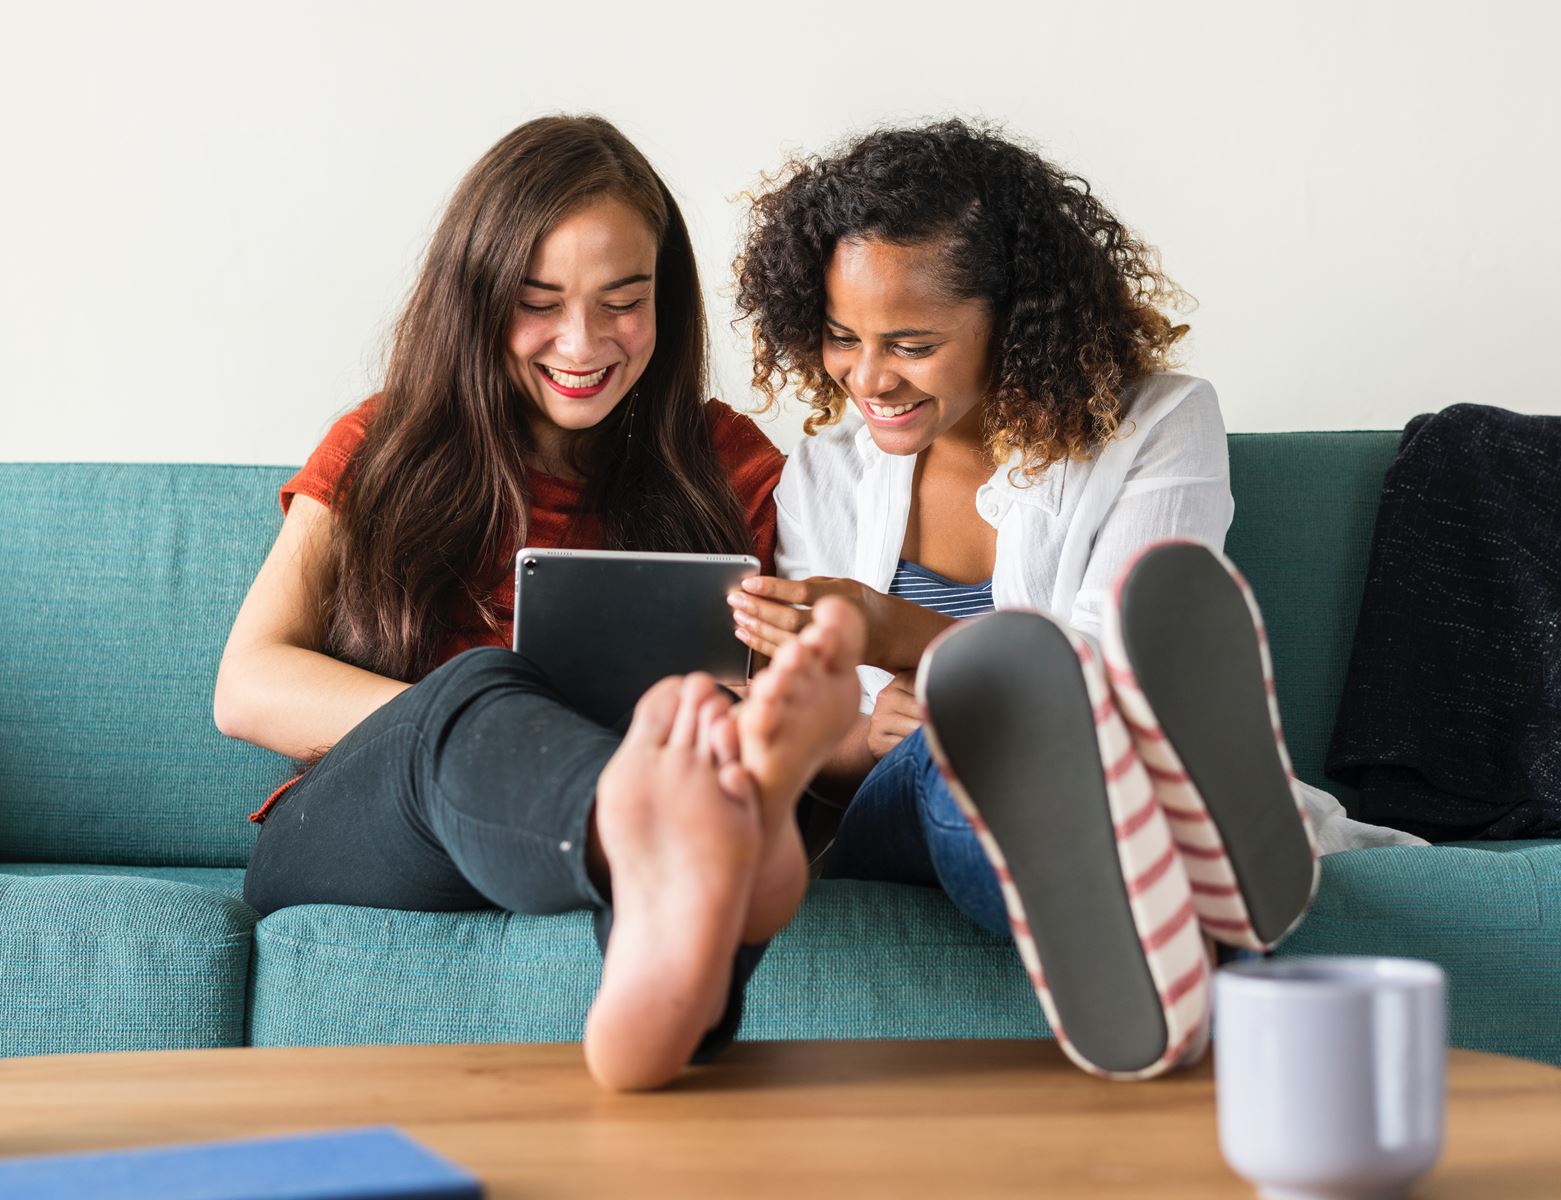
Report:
773,370,1428,854
775,371,1234,711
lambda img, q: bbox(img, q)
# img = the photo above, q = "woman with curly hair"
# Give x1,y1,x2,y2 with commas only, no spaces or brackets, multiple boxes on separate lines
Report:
217,115,865,1092
728,120,1329,1080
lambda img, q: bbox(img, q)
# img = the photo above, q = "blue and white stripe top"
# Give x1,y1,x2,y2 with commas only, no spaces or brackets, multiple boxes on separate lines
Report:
887,559,996,619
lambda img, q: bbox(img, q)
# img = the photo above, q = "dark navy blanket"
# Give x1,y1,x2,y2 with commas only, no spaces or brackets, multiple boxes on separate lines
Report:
1326,403,1561,841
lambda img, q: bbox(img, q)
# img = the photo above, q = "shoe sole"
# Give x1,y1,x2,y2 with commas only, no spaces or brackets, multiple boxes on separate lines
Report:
919,611,1205,1078
1112,542,1318,947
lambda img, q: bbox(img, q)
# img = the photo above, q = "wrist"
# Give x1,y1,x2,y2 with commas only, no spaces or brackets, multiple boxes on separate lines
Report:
885,605,953,673
867,621,900,673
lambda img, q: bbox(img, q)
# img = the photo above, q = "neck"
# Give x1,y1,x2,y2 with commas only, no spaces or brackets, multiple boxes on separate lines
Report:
524,420,583,482
924,403,992,474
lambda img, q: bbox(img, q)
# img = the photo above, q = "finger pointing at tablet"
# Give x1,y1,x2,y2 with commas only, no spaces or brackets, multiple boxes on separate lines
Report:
727,576,820,658
728,576,953,674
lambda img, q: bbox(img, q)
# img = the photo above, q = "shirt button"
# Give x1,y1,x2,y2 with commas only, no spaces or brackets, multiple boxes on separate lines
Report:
983,500,1001,519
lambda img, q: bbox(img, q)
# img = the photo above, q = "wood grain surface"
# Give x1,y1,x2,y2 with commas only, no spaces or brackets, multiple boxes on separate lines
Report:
0,1041,1556,1197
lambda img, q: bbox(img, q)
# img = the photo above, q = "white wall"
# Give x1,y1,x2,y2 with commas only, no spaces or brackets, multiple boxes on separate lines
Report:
4,0,1558,463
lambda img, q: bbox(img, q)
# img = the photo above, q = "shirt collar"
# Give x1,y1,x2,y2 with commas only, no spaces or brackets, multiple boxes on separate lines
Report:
989,452,1065,511
854,424,1064,514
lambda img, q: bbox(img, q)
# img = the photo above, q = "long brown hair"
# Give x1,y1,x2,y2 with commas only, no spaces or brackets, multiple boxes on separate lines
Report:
323,115,754,682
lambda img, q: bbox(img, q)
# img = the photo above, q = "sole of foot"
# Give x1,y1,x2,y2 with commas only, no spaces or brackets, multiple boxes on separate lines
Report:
737,596,866,944
584,674,760,1091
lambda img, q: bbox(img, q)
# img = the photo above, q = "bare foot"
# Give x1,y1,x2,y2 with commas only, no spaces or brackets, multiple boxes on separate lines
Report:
737,596,866,942
584,674,761,1091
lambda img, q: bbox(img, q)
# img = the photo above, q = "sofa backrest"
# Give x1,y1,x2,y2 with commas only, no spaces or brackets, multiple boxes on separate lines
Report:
1224,431,1400,797
0,434,1399,868
1,465,289,867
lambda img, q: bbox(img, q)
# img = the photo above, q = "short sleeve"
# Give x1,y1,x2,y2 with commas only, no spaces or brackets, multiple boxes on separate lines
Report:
707,401,786,573
280,397,378,515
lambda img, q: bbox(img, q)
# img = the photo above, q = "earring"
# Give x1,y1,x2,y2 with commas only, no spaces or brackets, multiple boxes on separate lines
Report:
625,388,638,441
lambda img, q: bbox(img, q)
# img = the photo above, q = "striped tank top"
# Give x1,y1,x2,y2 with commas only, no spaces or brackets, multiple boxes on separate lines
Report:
887,559,996,619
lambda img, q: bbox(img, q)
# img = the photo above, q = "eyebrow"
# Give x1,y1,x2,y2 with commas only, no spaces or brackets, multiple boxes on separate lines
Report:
521,273,652,293
825,314,941,339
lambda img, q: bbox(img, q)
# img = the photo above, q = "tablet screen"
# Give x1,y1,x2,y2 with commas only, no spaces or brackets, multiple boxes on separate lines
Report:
513,548,759,727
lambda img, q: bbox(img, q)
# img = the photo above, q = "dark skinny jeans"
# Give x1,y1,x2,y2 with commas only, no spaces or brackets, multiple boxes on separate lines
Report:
243,646,763,1057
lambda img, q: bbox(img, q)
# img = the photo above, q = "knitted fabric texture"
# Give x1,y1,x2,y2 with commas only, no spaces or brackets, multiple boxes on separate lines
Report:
1327,403,1561,840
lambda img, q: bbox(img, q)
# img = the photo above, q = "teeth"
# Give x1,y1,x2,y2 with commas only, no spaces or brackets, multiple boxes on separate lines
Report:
541,364,609,387
867,400,923,418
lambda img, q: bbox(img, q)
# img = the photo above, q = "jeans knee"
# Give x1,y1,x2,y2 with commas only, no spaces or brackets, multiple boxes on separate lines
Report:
423,645,554,697
906,731,974,834
430,645,521,681
389,647,556,735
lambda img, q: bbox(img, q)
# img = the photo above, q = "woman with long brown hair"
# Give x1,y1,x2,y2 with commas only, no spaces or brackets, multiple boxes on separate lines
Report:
215,115,863,1091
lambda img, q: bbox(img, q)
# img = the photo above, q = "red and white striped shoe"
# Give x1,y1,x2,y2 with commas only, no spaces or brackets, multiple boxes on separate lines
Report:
1103,539,1320,952
916,609,1210,1081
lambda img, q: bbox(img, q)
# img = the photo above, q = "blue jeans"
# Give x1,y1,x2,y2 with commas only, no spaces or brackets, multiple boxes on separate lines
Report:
821,727,1009,936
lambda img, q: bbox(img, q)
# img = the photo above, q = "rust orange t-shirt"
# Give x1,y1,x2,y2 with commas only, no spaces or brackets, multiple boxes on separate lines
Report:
249,394,784,822
279,394,784,657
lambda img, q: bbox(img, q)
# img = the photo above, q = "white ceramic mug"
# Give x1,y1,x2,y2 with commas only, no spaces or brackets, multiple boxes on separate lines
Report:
1215,956,1446,1200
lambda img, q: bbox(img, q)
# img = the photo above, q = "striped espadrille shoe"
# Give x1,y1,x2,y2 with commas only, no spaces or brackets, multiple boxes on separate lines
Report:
1102,540,1319,952
916,609,1210,1081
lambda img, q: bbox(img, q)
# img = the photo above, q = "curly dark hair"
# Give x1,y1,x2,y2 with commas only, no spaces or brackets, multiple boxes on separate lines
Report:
734,119,1190,471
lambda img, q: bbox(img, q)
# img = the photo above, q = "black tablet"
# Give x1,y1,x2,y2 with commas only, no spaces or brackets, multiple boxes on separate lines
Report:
512,548,760,727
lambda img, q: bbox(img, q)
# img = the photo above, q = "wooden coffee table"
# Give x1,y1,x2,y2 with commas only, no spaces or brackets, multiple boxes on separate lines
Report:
0,1041,1556,1197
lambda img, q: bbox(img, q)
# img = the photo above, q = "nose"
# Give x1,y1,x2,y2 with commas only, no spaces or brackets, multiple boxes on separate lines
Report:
552,307,602,364
845,346,900,401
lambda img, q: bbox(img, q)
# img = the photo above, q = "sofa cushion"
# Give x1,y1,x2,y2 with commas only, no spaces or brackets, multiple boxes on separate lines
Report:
1275,840,1561,1064
0,463,289,868
247,880,1050,1046
248,846,1561,1066
0,869,257,1055
0,862,246,897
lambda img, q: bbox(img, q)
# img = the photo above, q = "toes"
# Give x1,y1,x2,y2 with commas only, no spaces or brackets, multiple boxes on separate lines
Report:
757,638,824,707
695,691,734,759
746,660,787,709
670,673,718,749
770,635,816,682
625,676,683,747
717,761,758,808
802,596,867,668
710,713,741,767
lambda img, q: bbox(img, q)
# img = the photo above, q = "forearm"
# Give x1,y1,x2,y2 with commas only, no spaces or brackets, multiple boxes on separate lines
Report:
214,642,410,761
878,604,956,674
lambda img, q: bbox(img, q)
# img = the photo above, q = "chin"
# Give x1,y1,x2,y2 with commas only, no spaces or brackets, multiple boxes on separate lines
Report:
529,390,625,433
864,425,937,458
561,404,621,430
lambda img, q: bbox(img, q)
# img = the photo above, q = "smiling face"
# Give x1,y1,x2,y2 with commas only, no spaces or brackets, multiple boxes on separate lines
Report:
820,237,995,457
506,195,658,455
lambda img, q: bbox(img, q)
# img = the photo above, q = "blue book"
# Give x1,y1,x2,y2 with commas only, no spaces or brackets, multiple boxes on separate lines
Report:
0,1125,482,1199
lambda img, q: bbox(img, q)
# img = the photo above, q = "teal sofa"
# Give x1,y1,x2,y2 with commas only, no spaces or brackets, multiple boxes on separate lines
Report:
3,434,1558,1064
